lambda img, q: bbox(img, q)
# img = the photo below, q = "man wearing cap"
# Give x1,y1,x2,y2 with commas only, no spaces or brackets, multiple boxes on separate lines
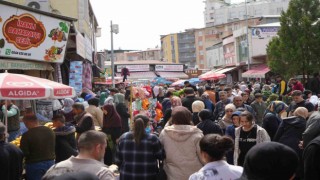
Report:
184,81,197,93
0,122,24,180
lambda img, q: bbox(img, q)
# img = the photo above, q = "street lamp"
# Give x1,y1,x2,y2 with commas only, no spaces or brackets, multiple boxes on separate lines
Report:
110,21,119,88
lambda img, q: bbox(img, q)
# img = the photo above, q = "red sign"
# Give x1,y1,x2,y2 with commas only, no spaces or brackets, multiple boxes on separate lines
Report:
2,13,46,50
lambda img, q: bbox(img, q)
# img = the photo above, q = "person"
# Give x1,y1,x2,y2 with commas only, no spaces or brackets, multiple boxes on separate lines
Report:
44,130,115,180
225,111,241,165
184,81,197,93
309,73,320,95
213,91,231,122
250,93,267,126
204,85,216,104
0,122,24,180
233,84,243,97
1,100,20,142
114,93,130,134
161,91,173,114
72,103,94,139
302,111,320,148
182,87,203,113
121,67,130,82
241,92,253,106
234,111,270,166
274,107,307,179
192,100,205,125
102,104,122,165
304,90,319,110
287,90,314,117
104,88,119,105
189,134,243,180
201,93,215,112
289,78,304,92
115,114,165,180
20,114,55,180
197,109,223,135
225,87,234,102
61,98,75,124
262,101,288,140
162,96,182,126
86,98,103,128
215,82,226,102
52,114,78,163
239,142,299,180
303,134,320,180
233,95,256,117
219,103,236,132
275,75,287,97
159,106,204,180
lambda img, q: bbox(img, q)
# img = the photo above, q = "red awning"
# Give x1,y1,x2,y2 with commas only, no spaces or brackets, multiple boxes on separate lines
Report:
242,64,270,78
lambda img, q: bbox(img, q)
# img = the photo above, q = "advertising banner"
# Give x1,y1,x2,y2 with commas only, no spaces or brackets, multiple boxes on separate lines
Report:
155,65,184,71
251,27,279,39
69,61,83,94
0,4,71,63
116,64,149,72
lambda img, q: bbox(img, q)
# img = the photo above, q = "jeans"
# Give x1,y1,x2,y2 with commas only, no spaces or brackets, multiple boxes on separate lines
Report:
8,130,20,142
25,160,55,180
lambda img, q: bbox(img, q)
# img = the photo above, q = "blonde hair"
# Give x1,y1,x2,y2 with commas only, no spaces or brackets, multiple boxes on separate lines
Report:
293,107,308,119
192,100,205,113
225,104,236,111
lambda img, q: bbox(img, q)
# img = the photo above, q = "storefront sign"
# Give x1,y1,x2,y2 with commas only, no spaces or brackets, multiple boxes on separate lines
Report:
155,65,183,71
117,65,149,72
0,59,52,70
0,4,71,63
251,27,279,39
69,61,83,94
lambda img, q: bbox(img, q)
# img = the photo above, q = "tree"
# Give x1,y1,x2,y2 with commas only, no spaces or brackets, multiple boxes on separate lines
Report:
267,0,320,82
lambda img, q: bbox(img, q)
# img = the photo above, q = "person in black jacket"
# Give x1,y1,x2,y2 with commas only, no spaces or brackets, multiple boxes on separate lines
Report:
197,109,223,135
182,87,203,113
52,114,78,163
303,135,320,180
114,93,130,134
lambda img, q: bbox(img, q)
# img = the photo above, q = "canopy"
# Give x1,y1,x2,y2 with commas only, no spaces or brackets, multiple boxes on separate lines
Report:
188,78,201,85
151,77,172,86
199,71,226,81
242,64,270,78
0,73,76,100
171,80,186,86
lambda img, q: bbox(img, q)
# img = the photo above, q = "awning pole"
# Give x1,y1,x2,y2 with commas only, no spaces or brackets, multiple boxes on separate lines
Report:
4,100,8,142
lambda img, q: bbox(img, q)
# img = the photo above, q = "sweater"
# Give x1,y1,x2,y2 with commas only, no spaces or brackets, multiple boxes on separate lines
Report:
86,105,103,127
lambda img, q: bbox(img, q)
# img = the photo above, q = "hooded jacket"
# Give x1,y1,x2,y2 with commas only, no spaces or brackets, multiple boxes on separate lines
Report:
54,125,78,163
159,125,203,180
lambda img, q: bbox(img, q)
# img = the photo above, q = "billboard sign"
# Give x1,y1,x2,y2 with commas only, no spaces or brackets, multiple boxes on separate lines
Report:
155,65,183,71
252,27,279,39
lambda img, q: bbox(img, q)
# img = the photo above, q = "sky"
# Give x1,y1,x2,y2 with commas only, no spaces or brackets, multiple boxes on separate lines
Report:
90,0,205,51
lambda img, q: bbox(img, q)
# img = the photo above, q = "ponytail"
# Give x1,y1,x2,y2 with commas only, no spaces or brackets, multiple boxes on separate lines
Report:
133,118,145,145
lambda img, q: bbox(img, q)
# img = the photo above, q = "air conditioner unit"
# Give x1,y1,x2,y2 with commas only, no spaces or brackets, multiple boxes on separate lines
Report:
25,0,51,12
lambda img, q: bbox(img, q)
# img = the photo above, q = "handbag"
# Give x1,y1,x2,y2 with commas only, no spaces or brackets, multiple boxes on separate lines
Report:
156,160,167,180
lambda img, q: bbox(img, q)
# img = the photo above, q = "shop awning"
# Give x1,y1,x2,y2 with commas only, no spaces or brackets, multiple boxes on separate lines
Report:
0,59,53,71
156,71,189,79
242,64,270,78
215,66,237,74
116,71,157,79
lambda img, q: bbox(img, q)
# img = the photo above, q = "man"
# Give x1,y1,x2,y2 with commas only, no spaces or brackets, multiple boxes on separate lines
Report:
86,98,104,128
250,93,267,126
52,114,78,163
184,81,197,93
275,76,287,97
225,87,234,102
182,87,203,113
1,100,20,142
20,114,55,180
241,92,253,105
213,91,232,121
303,134,320,180
104,88,119,105
287,90,314,117
233,95,256,117
0,122,24,180
44,130,115,180
205,85,216,104
161,91,173,114
289,78,304,92
215,81,226,102
72,103,94,139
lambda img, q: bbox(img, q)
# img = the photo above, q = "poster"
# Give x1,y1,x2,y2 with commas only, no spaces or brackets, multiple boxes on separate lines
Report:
69,61,83,94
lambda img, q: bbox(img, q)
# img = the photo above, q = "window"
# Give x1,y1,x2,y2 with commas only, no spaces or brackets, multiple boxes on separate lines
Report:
198,31,203,36
171,36,174,41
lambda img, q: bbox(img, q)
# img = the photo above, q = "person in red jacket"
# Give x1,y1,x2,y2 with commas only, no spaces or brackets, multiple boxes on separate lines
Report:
289,78,304,92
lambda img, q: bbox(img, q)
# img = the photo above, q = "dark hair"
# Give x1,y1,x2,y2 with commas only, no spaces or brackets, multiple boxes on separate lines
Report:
52,113,66,124
254,93,263,98
291,90,302,96
165,91,173,98
240,111,254,122
200,134,234,161
234,85,240,89
304,90,312,96
184,87,194,95
134,114,149,125
72,103,85,111
198,109,213,121
224,87,232,92
88,98,99,107
22,114,38,122
78,130,107,151
80,92,88,99
241,92,248,96
133,118,146,145
205,85,211,90
171,106,192,125
184,81,190,85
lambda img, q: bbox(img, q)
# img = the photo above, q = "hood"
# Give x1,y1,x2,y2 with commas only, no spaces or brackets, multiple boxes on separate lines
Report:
282,116,306,128
54,125,76,136
163,125,202,142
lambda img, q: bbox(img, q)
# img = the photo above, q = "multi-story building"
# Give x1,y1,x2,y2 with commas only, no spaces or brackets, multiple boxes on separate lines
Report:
161,34,179,63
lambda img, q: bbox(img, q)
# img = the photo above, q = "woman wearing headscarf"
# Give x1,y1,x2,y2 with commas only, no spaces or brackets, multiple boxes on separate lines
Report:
162,96,182,126
102,104,122,165
262,101,288,140
160,106,204,180
192,100,205,125
219,104,236,133
99,92,107,106
114,93,130,134
61,98,75,124
274,107,308,179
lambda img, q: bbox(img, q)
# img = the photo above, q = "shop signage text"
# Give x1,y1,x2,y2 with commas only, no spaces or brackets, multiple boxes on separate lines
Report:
155,65,183,71
117,65,149,72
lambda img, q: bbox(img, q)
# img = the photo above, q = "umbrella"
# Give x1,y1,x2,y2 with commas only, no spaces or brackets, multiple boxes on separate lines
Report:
0,73,76,99
171,80,186,86
199,71,226,81
188,78,201,85
151,77,172,86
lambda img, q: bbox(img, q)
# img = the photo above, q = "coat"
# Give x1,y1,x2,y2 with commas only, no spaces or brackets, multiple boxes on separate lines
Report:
303,111,320,147
250,101,267,126
159,125,204,180
54,125,78,163
234,125,270,165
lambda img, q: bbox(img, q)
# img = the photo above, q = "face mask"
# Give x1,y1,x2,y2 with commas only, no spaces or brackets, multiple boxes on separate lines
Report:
145,126,151,134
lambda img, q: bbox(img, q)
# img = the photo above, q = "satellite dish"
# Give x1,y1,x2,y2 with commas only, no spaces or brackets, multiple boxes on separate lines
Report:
27,2,41,9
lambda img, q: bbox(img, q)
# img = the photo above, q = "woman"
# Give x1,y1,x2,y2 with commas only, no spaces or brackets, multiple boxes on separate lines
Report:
61,98,75,124
116,115,164,180
162,96,182,126
102,104,122,165
192,100,205,125
189,134,243,180
219,104,236,133
197,109,222,135
114,93,130,133
225,111,241,165
262,101,287,140
85,98,103,128
160,106,204,180
234,111,270,166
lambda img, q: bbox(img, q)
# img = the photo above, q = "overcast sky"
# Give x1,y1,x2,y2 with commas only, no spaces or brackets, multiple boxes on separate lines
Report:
90,0,205,51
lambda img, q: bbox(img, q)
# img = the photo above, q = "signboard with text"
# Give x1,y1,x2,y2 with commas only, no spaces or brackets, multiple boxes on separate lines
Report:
116,65,149,72
69,61,83,94
251,27,279,39
0,4,70,63
155,65,183,71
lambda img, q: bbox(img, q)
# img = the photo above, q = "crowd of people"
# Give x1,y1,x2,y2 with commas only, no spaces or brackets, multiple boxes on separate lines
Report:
1,74,320,180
